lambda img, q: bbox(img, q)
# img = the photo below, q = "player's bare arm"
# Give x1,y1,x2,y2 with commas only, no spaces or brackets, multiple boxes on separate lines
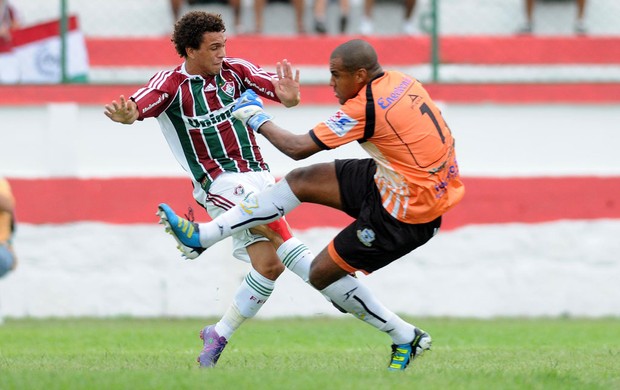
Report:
104,95,139,124
232,90,315,159
258,121,321,160
271,59,301,108
0,194,13,213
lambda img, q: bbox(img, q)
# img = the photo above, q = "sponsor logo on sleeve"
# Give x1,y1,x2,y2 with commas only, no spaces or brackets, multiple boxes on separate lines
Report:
325,110,358,137
243,77,276,98
142,93,169,114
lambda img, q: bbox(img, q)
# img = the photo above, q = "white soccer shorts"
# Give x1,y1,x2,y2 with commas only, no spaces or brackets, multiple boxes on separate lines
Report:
194,171,276,262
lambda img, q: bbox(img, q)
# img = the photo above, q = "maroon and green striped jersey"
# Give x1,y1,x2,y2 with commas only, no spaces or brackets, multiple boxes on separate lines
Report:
131,58,280,190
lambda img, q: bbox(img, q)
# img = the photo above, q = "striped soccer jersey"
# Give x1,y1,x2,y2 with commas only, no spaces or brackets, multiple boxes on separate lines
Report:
310,70,465,224
131,58,280,191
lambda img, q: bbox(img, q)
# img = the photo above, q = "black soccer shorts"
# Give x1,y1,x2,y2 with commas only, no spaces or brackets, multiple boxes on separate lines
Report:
331,158,441,274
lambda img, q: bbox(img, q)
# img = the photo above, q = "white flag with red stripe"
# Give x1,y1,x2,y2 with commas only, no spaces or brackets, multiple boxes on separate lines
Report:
6,14,88,83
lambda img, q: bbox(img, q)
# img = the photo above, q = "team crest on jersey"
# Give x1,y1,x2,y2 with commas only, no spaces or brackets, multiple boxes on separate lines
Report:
222,81,236,97
325,110,357,137
356,228,376,247
233,184,245,196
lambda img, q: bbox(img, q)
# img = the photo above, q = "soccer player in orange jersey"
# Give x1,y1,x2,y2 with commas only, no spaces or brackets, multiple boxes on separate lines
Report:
158,39,465,370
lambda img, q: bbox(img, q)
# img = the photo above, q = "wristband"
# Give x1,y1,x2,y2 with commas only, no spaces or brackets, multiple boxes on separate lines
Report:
247,112,274,133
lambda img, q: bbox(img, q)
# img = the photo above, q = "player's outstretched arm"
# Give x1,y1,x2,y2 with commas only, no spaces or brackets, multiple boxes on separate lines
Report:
259,121,321,160
233,90,320,160
271,59,301,108
104,95,139,124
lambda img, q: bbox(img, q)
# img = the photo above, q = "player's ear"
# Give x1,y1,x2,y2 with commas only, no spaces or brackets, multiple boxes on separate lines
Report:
355,68,368,84
186,46,196,59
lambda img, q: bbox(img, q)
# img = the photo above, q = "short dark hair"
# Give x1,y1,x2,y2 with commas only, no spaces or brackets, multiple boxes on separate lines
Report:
172,11,226,58
331,39,379,73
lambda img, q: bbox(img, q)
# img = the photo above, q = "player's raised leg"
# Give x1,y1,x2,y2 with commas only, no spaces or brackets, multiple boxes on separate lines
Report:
157,178,301,254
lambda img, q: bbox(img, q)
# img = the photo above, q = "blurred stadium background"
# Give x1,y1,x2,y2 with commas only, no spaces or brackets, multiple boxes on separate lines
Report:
4,0,620,84
0,0,619,320
15,0,620,37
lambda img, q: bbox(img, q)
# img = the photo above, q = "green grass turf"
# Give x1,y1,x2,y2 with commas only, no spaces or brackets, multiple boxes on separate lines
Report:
0,317,618,389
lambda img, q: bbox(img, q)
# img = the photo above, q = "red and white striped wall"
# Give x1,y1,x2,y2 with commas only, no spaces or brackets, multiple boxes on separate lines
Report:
1,35,619,318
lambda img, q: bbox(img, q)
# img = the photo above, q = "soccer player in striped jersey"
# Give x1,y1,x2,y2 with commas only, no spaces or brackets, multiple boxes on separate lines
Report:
158,39,465,371
104,11,315,368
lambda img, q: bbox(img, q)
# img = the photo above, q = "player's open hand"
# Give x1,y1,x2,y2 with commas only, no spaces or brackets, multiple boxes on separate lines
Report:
272,59,300,107
104,95,139,124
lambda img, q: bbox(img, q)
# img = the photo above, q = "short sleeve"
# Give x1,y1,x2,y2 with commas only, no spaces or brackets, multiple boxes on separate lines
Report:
310,91,368,149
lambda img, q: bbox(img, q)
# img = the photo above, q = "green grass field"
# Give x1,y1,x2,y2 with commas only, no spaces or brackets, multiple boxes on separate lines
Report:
1,317,618,389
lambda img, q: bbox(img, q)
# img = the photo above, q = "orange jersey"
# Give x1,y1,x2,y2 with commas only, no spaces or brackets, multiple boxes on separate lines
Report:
310,71,464,223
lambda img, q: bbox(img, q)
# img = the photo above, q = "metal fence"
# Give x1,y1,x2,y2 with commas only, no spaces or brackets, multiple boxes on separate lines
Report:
3,0,620,84
14,0,620,37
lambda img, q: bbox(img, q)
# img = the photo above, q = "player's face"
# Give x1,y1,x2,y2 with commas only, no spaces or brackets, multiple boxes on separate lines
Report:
187,31,226,76
329,57,362,105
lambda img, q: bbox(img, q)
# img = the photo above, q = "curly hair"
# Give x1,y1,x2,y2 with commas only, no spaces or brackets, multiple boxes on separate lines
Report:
172,11,226,58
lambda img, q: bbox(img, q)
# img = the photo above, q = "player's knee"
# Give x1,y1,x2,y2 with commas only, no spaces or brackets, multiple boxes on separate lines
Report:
309,250,351,290
285,163,335,200
284,167,306,187
256,260,285,280
308,263,331,290
308,272,322,290
286,165,321,183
